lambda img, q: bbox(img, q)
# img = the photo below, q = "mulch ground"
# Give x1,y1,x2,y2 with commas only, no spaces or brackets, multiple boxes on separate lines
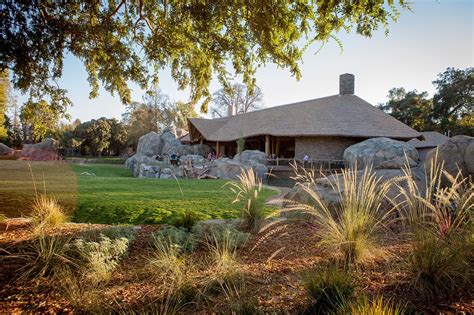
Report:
0,219,472,314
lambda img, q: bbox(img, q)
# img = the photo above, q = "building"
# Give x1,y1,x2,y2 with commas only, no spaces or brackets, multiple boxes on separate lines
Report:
408,131,448,161
187,74,422,161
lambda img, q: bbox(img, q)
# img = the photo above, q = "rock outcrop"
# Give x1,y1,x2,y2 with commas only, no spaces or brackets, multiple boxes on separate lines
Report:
20,138,60,161
207,156,268,180
233,150,267,165
0,143,14,156
125,128,211,177
425,135,474,180
284,137,423,210
344,137,418,170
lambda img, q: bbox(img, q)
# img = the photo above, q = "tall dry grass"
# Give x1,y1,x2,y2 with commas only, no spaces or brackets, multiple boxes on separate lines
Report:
28,164,68,232
390,155,473,301
226,168,265,233
284,166,392,267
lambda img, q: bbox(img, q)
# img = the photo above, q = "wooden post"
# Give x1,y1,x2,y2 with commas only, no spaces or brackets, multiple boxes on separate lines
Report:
265,135,270,157
216,142,220,156
200,139,203,144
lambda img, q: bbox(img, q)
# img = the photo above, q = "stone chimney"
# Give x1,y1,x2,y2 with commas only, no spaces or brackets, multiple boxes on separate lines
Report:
339,73,355,95
227,103,236,117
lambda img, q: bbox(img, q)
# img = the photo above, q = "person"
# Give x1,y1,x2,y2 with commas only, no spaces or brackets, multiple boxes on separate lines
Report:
303,153,309,168
170,152,178,166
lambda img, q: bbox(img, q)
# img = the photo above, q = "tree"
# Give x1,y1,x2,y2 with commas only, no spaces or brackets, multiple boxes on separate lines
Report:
75,118,112,156
0,1,409,113
378,88,433,131
210,83,264,118
123,87,198,148
379,68,474,136
432,67,473,132
108,118,128,155
20,100,60,142
0,69,9,140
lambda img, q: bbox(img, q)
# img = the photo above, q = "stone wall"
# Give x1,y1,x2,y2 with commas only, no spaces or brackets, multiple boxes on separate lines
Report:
294,136,361,160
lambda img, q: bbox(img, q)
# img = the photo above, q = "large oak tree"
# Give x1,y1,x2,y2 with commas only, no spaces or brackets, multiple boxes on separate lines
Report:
0,1,408,114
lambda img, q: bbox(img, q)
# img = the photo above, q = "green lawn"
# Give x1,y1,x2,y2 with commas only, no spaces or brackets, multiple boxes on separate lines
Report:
70,163,277,225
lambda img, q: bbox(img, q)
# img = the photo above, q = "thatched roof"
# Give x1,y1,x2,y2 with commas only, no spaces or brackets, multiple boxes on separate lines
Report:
408,131,448,148
188,94,422,142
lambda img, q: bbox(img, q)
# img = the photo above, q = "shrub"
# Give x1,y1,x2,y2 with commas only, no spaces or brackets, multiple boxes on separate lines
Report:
152,226,197,253
171,209,201,231
226,168,265,233
192,222,249,249
30,194,68,232
18,233,73,281
285,166,392,267
391,157,473,301
69,234,130,282
147,234,190,285
0,213,6,223
206,227,241,287
347,296,405,315
28,163,68,232
81,225,136,242
302,266,355,314
54,265,104,313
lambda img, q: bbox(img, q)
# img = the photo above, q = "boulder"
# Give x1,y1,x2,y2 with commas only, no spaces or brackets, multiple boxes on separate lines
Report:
344,137,418,170
125,155,156,177
207,158,268,180
283,166,424,209
180,154,208,165
136,132,162,156
0,143,14,156
233,150,267,165
139,164,161,178
377,156,417,169
425,135,474,180
20,138,59,161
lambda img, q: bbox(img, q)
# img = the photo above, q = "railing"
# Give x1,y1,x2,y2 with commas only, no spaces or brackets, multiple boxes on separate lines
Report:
267,158,346,171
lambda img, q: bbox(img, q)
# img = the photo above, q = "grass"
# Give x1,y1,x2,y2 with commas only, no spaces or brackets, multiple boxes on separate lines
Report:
302,265,355,314
226,168,266,233
0,161,277,224
0,160,77,217
71,163,277,224
391,157,473,301
284,166,392,267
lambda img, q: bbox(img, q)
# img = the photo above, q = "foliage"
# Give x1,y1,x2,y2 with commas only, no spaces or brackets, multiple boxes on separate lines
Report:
1,1,408,113
30,194,68,232
152,226,197,254
53,266,105,313
20,100,61,142
378,88,433,131
205,227,241,288
70,164,277,225
302,265,355,314
210,83,264,118
147,234,190,286
122,87,198,149
0,69,9,140
380,67,473,136
74,118,111,155
192,222,249,249
69,234,130,282
227,168,265,233
347,296,405,315
236,137,245,155
171,209,201,232
284,166,392,267
390,158,473,301
18,234,74,281
29,163,68,232
432,67,474,134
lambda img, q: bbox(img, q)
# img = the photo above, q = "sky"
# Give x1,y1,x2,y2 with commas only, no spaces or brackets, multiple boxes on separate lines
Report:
16,0,474,122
